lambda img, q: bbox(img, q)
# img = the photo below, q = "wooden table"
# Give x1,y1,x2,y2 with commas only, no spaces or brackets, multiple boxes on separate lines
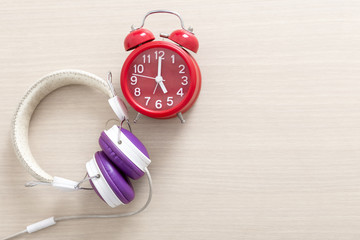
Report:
1,0,360,239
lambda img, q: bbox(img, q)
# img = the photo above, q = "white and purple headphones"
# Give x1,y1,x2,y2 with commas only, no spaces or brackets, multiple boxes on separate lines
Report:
6,70,153,239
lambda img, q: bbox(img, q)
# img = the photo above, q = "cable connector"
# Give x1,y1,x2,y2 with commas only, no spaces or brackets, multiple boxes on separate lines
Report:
52,177,79,190
1,217,56,240
25,176,79,191
27,217,56,233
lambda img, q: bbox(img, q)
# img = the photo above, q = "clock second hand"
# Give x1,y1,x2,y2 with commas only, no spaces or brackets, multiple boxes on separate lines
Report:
132,73,165,94
153,82,159,94
153,79,166,94
132,58,168,94
132,73,156,80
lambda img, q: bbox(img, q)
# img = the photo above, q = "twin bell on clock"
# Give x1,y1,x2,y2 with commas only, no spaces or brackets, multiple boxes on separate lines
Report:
121,10,201,123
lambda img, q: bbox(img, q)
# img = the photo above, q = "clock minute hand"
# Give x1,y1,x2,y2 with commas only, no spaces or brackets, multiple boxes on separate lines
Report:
155,57,168,94
157,57,162,77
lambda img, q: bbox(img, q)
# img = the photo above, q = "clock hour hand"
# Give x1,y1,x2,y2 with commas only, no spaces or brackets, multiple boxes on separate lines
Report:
154,78,168,94
158,81,168,94
153,80,168,94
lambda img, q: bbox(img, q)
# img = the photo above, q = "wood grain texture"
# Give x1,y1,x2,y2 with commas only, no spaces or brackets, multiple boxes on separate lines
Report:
1,0,360,239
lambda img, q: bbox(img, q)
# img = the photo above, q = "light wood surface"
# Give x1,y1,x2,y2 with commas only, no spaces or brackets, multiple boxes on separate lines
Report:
1,0,360,239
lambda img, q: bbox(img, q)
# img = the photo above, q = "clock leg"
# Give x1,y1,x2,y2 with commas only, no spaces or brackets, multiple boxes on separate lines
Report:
134,112,142,123
177,112,185,124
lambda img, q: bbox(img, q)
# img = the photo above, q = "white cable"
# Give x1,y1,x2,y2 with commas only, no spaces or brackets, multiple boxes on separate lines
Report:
2,230,27,240
56,168,152,221
1,168,152,240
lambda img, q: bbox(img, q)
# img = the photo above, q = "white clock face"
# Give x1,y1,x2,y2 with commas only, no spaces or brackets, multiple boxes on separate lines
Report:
126,47,191,111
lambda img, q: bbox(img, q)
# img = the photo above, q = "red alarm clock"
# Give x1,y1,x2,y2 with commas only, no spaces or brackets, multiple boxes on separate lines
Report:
121,10,201,123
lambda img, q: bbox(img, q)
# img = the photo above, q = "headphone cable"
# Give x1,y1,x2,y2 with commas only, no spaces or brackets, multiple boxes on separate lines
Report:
2,168,152,240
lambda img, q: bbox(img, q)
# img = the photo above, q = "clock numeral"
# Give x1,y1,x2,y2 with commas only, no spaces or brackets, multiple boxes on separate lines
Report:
134,87,141,97
179,64,185,74
155,100,162,109
181,76,188,85
171,54,175,64
142,54,151,63
130,76,137,85
167,97,174,106
133,64,144,74
155,50,165,60
144,96,151,105
177,88,184,97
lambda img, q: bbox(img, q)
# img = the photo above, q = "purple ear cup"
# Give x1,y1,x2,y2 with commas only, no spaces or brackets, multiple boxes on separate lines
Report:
89,179,104,201
99,127,150,180
91,151,135,204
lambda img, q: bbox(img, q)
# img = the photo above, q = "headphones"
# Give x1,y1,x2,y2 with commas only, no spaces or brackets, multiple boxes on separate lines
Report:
124,10,199,53
7,70,153,239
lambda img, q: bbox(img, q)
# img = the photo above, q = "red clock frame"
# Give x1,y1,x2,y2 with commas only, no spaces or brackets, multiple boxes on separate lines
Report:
121,41,201,119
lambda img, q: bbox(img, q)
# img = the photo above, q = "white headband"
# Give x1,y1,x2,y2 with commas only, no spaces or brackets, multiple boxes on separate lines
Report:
12,69,126,183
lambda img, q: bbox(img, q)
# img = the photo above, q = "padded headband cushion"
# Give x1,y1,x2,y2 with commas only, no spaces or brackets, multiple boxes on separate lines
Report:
94,151,134,204
12,70,113,183
99,128,150,179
